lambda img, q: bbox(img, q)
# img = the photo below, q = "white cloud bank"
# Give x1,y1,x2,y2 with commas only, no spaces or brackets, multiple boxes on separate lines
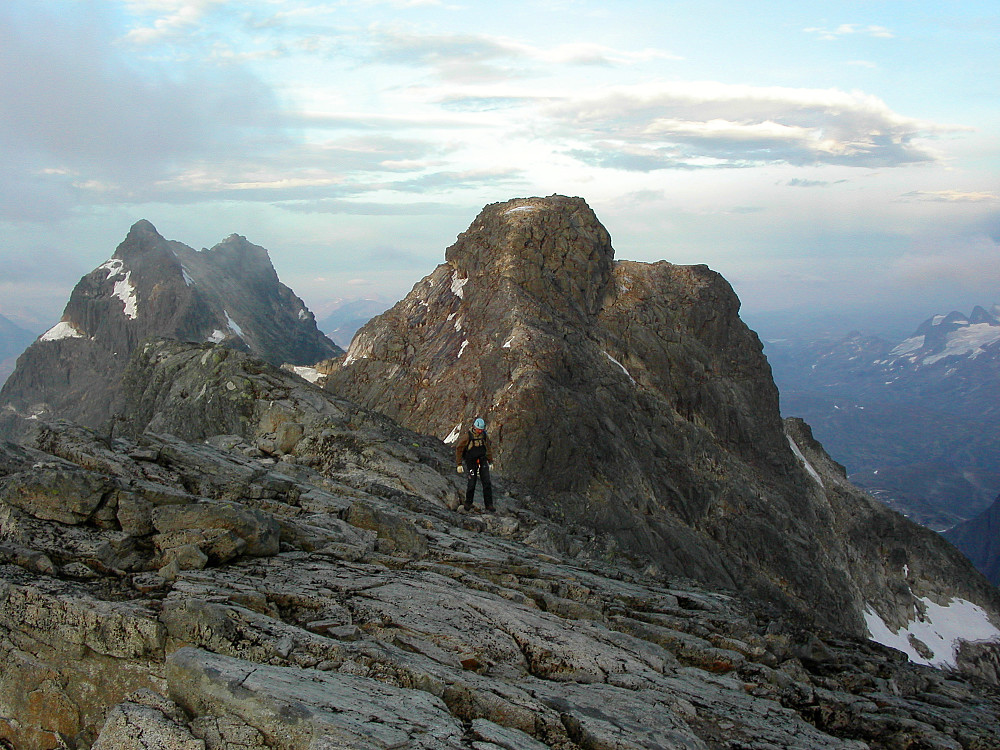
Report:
539,81,961,170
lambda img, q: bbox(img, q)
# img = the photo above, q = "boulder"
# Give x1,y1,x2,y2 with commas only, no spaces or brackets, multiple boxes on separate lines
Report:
152,500,280,558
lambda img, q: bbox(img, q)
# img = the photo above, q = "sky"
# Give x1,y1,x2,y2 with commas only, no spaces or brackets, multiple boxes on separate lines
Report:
1,0,998,340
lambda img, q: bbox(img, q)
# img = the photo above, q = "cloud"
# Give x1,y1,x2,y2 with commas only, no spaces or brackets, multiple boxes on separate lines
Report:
804,24,895,41
65,131,446,206
540,82,961,169
369,27,676,82
123,0,228,44
357,0,450,7
899,190,1000,203
385,167,525,192
0,3,285,218
437,95,545,113
284,200,462,215
787,178,848,188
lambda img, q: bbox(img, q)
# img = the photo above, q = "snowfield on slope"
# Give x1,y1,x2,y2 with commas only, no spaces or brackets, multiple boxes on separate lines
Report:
865,597,1000,668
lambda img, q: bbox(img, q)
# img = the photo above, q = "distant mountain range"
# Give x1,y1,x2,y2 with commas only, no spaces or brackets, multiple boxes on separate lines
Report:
764,304,1000,530
316,296,392,348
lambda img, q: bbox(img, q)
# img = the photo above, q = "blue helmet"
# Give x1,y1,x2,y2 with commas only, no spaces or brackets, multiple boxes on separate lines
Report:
473,418,485,430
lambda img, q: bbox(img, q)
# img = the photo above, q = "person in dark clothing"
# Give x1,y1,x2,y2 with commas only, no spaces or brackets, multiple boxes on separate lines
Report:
455,417,494,511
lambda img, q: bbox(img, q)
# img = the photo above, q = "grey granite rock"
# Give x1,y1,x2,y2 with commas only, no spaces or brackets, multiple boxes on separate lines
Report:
167,647,467,749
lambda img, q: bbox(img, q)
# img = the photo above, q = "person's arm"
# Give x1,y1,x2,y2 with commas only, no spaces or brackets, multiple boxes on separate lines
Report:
455,433,468,466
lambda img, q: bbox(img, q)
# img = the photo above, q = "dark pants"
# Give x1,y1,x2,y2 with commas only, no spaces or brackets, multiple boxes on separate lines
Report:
464,458,493,510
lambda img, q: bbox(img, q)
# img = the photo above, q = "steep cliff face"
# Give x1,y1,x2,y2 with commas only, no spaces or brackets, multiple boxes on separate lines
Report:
0,220,341,431
323,196,1000,639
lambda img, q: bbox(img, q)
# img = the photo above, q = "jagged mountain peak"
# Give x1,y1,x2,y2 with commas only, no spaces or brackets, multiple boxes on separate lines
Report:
0,222,340,431
112,219,185,265
124,217,161,239
197,232,276,278
444,195,614,318
890,303,1000,367
970,304,1000,325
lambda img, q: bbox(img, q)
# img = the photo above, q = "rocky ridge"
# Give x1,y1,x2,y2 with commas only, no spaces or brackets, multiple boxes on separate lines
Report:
0,220,340,432
2,339,1000,750
321,196,1000,640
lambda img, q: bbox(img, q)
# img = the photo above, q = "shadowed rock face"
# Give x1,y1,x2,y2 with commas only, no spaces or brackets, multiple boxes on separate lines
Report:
322,195,1000,635
0,220,340,431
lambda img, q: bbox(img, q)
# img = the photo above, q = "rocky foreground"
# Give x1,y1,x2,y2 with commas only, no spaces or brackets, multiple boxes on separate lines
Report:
2,340,999,750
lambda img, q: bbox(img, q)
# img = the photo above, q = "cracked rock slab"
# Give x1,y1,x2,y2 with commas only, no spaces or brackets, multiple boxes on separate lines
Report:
166,647,467,750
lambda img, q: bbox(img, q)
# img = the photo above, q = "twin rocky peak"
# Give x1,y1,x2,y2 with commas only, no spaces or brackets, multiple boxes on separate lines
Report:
3,195,999,650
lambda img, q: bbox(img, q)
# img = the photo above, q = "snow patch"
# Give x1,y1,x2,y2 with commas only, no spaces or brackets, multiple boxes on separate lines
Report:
889,335,924,357
207,329,226,343
502,336,514,349
458,340,469,358
864,597,1000,669
224,310,244,338
292,366,322,383
444,424,462,444
451,272,468,299
40,321,85,342
99,258,124,278
98,258,139,319
922,323,1000,365
504,205,539,216
603,351,635,384
297,308,309,322
181,266,194,286
113,274,138,319
343,339,370,367
787,435,824,487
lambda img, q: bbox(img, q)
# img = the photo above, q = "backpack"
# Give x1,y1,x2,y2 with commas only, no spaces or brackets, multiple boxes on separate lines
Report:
464,430,488,460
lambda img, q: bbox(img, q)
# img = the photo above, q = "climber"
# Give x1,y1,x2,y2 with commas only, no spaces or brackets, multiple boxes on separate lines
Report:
455,417,494,512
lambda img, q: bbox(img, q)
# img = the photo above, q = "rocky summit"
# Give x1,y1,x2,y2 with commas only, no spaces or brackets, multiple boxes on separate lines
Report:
0,220,340,432
3,339,1000,750
322,195,1000,640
